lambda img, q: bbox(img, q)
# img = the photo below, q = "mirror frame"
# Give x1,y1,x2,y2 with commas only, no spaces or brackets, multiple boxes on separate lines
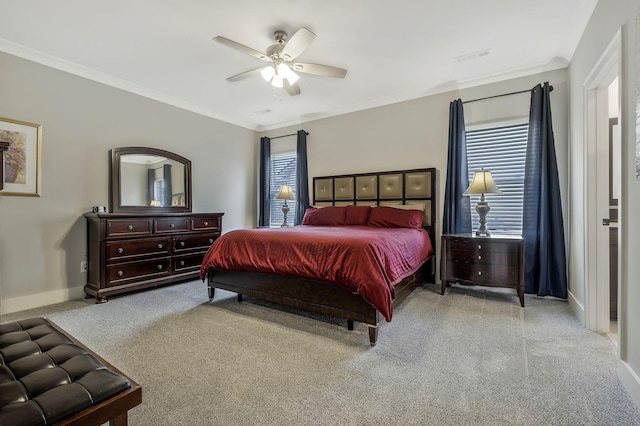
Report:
110,147,192,214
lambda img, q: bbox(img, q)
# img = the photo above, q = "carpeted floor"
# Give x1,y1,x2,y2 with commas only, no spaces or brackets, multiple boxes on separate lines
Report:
2,280,639,425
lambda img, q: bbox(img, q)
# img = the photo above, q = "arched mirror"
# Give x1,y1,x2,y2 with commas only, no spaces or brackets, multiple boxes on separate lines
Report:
110,147,192,213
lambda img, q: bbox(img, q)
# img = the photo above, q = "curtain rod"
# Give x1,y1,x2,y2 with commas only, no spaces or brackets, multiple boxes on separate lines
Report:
463,85,554,105
267,130,309,140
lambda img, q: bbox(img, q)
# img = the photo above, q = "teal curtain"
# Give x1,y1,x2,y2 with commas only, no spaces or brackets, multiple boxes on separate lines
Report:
294,130,309,225
443,99,471,235
522,82,567,298
259,137,271,227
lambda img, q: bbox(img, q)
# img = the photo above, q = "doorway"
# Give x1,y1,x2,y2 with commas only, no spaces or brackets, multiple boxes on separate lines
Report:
583,30,621,345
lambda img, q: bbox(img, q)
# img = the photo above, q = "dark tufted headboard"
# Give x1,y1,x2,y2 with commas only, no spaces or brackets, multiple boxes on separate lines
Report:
312,167,437,254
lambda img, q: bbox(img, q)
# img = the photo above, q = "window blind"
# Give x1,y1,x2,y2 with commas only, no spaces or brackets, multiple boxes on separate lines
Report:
269,151,297,227
466,123,528,234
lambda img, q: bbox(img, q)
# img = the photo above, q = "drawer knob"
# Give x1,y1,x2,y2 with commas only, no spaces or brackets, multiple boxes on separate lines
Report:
180,241,185,247
117,271,123,277
478,244,482,249
117,248,124,254
127,225,134,231
478,255,482,260
209,239,214,244
157,264,163,270
204,221,209,226
180,260,185,266
158,244,163,249
478,271,482,276
170,223,175,228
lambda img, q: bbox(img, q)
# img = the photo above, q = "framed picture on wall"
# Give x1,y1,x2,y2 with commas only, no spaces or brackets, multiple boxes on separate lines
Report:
0,117,42,197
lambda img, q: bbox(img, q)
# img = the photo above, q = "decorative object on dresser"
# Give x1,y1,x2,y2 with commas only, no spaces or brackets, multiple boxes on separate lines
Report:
275,183,295,227
441,234,524,306
463,168,502,236
83,146,223,303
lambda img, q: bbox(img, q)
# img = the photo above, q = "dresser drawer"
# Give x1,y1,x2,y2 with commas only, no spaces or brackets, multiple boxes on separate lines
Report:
155,217,189,233
173,233,220,254
445,260,520,286
106,237,172,262
191,216,221,231
173,253,206,273
107,258,171,286
448,248,519,265
106,219,153,238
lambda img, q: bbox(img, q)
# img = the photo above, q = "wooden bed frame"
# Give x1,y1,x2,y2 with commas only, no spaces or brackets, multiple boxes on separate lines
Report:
207,167,437,345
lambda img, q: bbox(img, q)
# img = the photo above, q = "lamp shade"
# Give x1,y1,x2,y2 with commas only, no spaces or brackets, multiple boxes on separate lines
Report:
275,184,295,201
464,169,502,195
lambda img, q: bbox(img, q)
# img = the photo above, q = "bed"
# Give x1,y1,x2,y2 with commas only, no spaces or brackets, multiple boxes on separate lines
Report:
200,168,436,345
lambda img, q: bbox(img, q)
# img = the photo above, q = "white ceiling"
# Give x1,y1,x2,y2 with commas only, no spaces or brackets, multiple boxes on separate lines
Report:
0,0,597,131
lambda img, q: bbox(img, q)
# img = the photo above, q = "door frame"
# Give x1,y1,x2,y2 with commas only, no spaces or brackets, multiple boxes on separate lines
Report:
583,30,622,345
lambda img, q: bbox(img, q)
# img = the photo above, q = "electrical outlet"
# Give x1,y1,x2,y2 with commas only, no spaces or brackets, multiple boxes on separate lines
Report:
80,261,88,273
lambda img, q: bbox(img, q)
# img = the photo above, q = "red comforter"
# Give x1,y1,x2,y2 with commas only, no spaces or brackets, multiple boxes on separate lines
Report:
199,225,433,321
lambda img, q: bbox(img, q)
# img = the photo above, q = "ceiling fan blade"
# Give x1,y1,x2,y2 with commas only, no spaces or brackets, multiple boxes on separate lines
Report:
226,67,264,82
284,79,301,96
213,36,272,62
281,28,316,61
292,62,347,78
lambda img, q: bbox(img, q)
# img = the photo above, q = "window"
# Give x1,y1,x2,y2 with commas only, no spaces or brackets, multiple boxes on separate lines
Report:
466,123,528,234
269,151,297,227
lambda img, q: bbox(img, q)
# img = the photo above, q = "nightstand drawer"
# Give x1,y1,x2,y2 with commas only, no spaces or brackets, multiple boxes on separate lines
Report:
445,260,520,286
448,239,514,253
448,248,519,265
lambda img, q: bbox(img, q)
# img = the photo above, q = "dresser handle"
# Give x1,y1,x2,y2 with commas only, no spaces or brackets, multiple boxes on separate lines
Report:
170,223,175,228
117,248,124,254
117,271,123,277
204,221,209,226
127,225,133,231
158,244,163,249
157,264,163,270
478,271,482,276
180,260,185,266
209,239,214,244
180,241,185,247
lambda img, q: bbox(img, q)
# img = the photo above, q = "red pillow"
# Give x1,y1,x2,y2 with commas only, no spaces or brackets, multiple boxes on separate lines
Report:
367,206,423,229
302,206,347,226
345,205,371,225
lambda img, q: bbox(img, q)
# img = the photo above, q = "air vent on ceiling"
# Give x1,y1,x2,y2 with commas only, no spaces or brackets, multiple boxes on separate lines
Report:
455,49,491,62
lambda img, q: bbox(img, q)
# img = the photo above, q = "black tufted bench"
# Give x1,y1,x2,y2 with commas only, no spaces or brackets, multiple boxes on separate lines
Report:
0,318,141,426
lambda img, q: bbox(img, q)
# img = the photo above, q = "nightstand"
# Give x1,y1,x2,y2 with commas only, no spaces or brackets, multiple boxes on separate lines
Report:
441,234,524,306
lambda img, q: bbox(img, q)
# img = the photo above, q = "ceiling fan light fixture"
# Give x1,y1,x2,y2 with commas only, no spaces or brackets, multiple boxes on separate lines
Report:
277,62,291,78
261,66,275,82
271,74,284,88
286,70,300,85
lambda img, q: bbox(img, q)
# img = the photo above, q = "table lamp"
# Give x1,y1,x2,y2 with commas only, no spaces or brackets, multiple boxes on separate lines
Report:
464,168,502,236
275,184,295,227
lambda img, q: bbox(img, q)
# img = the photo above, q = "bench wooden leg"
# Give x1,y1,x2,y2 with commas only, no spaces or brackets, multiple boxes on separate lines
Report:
110,411,128,426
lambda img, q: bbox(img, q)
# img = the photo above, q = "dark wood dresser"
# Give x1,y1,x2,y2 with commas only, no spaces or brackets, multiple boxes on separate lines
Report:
84,212,223,302
441,234,524,306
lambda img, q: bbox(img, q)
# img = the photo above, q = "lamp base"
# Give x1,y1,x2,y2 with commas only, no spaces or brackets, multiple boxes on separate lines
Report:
475,200,490,236
281,202,290,227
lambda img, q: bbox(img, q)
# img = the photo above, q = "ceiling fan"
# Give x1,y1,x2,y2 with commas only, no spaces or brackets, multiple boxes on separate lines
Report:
213,27,347,96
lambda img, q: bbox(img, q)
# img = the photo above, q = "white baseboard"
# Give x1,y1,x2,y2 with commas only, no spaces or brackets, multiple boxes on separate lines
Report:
619,360,640,410
0,285,85,315
567,289,585,325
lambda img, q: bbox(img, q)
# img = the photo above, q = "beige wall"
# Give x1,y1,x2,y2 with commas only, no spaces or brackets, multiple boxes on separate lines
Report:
0,52,256,315
259,68,569,281
568,0,640,405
